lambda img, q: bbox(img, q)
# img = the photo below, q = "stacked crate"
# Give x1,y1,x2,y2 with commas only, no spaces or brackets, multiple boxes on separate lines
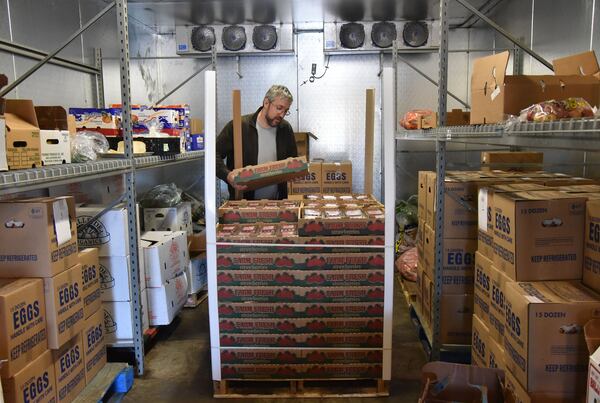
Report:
215,196,386,380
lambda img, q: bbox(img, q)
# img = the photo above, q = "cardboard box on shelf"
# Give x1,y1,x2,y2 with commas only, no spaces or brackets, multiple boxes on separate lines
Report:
190,118,203,134
504,281,600,394
142,231,188,288
474,252,491,324
417,171,432,221
298,207,384,237
423,225,476,294
99,256,131,302
143,202,192,235
218,200,300,224
40,130,70,166
471,313,490,368
147,273,188,326
321,161,352,194
188,231,206,253
219,332,383,348
219,317,383,335
217,301,384,318
216,252,384,271
44,264,85,349
187,253,207,295
52,333,85,403
470,51,600,124
1,350,56,403
102,301,135,344
4,99,42,170
584,199,600,294
217,285,384,304
82,308,106,384
76,205,131,257
288,162,322,195
78,248,100,319
68,108,121,136
481,151,543,172
439,294,474,345
294,132,316,159
421,272,432,326
231,157,309,191
141,287,149,332
504,367,583,403
0,279,47,379
488,334,505,372
0,116,8,171
492,190,586,281
446,109,470,126
0,196,78,278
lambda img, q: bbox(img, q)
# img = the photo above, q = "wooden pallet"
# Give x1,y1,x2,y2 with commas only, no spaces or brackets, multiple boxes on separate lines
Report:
185,289,208,308
213,378,389,398
73,363,134,403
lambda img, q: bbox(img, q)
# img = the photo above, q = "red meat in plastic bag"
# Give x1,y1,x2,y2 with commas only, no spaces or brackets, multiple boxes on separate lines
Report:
395,247,418,282
400,110,436,130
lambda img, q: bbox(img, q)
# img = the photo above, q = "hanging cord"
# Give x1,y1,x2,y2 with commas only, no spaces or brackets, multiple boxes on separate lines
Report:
300,56,331,86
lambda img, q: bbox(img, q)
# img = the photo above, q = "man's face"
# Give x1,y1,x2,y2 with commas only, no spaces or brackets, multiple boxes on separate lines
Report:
263,96,291,127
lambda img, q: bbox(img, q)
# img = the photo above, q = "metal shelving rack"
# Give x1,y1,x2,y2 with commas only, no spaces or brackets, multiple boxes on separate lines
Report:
0,0,213,376
385,0,600,361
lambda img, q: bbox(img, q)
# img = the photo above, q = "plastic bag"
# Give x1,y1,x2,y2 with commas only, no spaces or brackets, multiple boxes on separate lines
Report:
71,131,110,162
563,97,595,118
182,192,205,224
140,183,182,208
396,247,418,282
518,97,594,122
400,109,436,130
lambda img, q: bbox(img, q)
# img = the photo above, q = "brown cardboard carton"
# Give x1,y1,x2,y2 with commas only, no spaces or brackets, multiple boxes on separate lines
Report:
504,366,584,403
321,161,352,194
231,156,308,191
488,334,505,372
423,225,476,294
44,264,85,349
0,279,47,378
220,363,382,380
217,285,384,303
470,51,600,124
471,313,490,368
289,162,322,195
217,269,385,287
584,199,600,294
422,271,432,326
439,294,474,345
82,309,105,384
474,251,511,344
220,349,381,365
492,191,586,281
217,301,384,318
0,196,78,278
294,132,316,158
417,171,431,221
1,350,56,403
0,116,8,171
298,206,384,237
52,333,85,403
553,50,600,78
425,175,479,238
219,317,383,335
78,249,100,319
218,200,300,223
219,332,383,348
190,118,203,134
4,99,41,170
504,281,600,394
481,152,543,171
446,109,470,126
216,252,385,271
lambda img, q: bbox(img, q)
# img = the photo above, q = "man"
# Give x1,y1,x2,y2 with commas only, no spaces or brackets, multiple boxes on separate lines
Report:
216,85,298,200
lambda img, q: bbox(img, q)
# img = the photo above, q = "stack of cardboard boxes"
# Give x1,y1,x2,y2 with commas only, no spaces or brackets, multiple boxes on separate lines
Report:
416,163,600,402
215,195,386,380
0,196,105,403
288,161,353,195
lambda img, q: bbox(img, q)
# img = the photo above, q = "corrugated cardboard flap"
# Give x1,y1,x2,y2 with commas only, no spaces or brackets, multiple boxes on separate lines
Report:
471,51,509,94
501,190,586,201
35,106,68,130
553,50,600,76
5,99,39,128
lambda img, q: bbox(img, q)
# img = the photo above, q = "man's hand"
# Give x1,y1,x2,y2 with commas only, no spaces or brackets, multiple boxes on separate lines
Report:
227,171,248,191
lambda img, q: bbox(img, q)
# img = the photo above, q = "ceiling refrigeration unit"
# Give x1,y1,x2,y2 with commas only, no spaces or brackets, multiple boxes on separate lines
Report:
324,20,440,54
176,23,293,55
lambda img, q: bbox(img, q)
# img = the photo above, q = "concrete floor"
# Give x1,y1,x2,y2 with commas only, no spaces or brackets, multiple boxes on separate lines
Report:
123,278,427,402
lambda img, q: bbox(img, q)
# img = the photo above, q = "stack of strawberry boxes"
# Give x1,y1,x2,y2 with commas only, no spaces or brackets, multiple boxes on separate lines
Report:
216,195,386,380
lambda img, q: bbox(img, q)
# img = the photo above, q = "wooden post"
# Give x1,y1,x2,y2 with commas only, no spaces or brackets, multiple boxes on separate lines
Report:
364,89,375,195
232,90,243,200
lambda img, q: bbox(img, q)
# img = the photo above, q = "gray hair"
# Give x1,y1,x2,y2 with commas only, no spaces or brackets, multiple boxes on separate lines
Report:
264,85,293,103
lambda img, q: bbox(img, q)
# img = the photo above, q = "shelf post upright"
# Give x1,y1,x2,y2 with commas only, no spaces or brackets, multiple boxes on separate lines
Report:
94,48,105,108
431,0,450,361
115,0,145,375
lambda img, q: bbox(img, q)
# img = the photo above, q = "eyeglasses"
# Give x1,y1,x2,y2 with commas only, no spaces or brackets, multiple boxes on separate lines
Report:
269,101,291,116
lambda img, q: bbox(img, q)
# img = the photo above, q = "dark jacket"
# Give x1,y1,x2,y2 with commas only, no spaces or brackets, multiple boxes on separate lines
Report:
216,107,298,200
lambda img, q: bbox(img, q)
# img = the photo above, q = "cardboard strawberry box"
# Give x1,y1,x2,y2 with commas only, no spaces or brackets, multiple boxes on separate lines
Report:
216,269,385,287
220,349,382,365
219,332,383,348
303,193,380,204
216,252,385,271
298,206,385,237
220,363,382,380
218,317,384,334
217,286,385,303
218,302,385,318
231,157,309,190
219,200,300,224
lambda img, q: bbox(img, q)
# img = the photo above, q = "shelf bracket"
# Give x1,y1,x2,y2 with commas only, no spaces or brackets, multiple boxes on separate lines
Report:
236,55,243,79
0,1,115,98
454,0,554,71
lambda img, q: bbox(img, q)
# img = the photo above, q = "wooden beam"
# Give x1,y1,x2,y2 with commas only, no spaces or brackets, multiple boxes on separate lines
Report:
364,88,375,195
232,90,243,200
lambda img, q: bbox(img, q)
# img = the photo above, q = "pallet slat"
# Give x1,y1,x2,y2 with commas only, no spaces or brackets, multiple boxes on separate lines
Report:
73,363,134,403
